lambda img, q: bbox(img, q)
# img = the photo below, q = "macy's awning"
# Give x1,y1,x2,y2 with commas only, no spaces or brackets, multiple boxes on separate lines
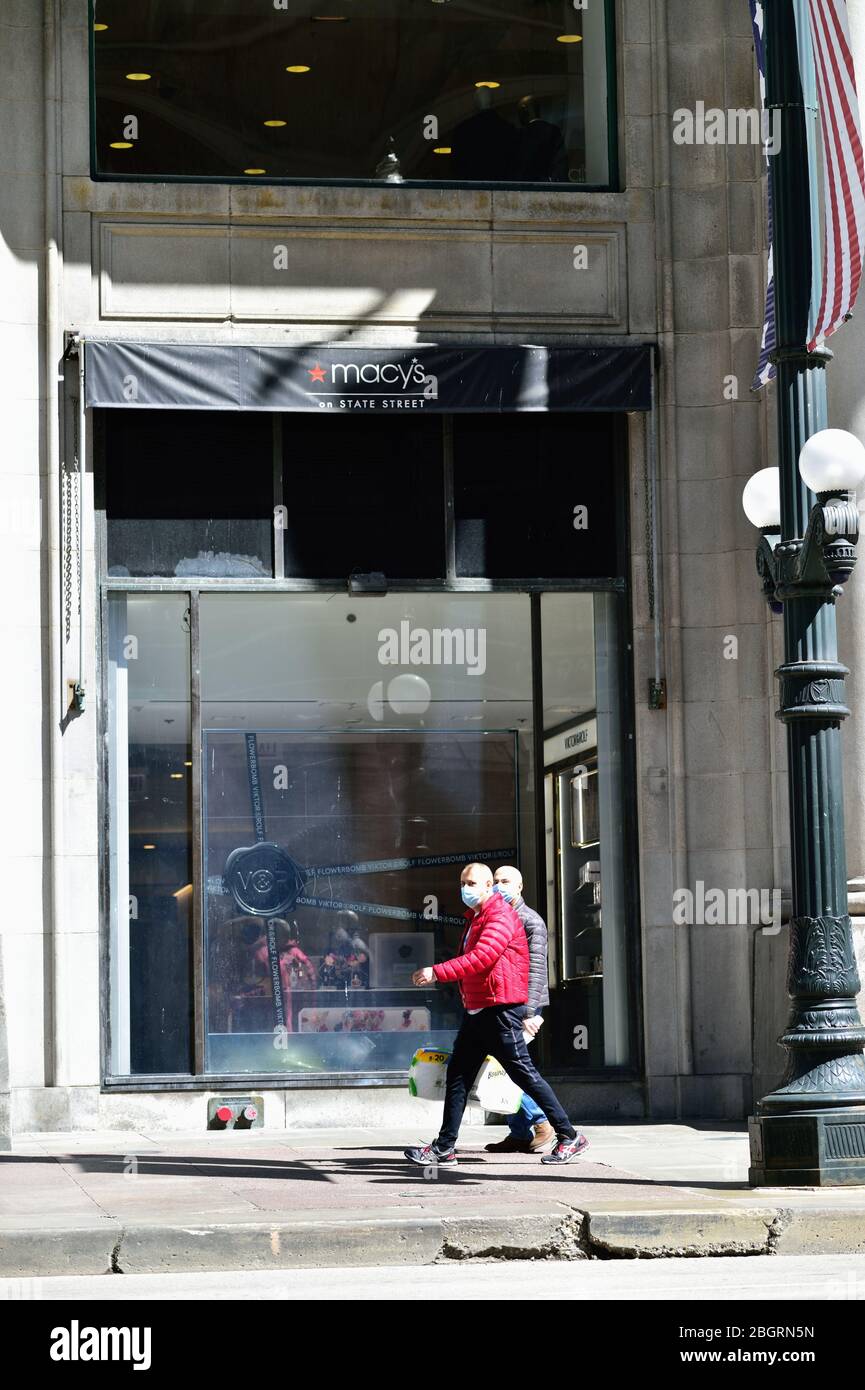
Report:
83,341,654,413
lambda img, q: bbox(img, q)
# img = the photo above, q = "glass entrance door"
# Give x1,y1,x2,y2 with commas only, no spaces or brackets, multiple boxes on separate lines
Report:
541,593,632,1072
557,760,602,982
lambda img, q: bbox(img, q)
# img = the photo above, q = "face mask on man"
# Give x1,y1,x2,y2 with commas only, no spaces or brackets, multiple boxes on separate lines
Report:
495,882,518,903
461,883,484,909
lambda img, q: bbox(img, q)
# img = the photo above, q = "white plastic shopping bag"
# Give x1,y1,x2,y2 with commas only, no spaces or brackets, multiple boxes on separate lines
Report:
409,1017,543,1113
408,1047,451,1100
469,1057,523,1114
471,1018,543,1113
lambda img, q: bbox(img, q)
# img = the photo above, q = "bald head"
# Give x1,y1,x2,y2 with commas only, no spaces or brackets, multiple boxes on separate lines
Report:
494,865,523,904
462,862,492,883
460,862,494,911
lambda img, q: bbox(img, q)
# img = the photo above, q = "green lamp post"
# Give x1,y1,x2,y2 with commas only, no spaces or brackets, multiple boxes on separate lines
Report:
744,0,865,1184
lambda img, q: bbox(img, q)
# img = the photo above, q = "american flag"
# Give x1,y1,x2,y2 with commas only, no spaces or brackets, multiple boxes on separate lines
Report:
750,1,776,390
751,0,865,389
807,0,865,351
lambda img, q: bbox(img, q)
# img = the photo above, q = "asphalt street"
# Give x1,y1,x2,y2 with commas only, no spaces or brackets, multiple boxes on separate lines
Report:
3,1254,865,1300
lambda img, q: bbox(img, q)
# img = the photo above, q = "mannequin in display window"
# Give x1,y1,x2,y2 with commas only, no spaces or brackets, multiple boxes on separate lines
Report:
328,912,369,990
452,85,519,182
237,919,316,1030
515,94,568,182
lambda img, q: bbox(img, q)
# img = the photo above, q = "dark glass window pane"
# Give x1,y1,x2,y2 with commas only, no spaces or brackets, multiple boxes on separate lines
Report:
104,411,273,578
453,414,620,580
281,415,445,579
92,1,611,186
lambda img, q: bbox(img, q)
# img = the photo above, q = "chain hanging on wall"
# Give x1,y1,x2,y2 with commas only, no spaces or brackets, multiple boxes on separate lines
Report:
62,394,82,648
644,414,656,623
74,410,81,627
62,468,73,647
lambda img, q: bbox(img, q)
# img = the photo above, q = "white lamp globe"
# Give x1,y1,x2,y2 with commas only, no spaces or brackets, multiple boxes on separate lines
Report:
799,429,865,494
742,468,781,529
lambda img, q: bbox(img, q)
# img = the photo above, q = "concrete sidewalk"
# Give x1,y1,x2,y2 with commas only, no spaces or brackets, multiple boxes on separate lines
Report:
2,1122,865,1274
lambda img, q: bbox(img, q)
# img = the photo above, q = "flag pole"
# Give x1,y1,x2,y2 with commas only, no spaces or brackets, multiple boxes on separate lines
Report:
748,0,865,1185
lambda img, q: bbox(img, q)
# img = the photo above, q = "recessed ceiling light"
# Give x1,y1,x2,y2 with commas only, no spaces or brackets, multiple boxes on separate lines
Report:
142,844,156,850
556,34,583,43
170,772,184,779
110,141,133,149
263,119,287,127
286,65,311,73
433,146,452,155
126,72,152,81
244,167,267,175
475,80,500,89
94,22,108,31
184,760,192,767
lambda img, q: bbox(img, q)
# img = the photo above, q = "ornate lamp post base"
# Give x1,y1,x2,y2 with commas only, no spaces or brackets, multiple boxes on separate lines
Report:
749,1109,865,1186
749,901,865,1185
749,906,865,1185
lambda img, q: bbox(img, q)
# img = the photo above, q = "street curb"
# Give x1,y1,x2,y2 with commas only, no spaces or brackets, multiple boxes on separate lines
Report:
769,1206,865,1256
584,1208,775,1258
4,1202,865,1273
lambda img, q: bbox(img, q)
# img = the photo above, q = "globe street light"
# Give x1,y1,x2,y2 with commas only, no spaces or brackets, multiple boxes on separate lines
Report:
742,467,781,530
744,430,865,1187
799,428,865,496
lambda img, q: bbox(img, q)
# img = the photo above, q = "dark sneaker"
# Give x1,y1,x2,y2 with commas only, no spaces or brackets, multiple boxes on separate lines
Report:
403,1143,457,1168
540,1133,589,1165
484,1134,533,1153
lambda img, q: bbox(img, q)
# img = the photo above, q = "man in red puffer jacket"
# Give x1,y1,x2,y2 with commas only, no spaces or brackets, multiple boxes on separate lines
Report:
404,862,589,1169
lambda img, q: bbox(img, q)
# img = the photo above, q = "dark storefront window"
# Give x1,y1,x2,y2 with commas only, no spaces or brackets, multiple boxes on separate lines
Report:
90,0,616,188
454,413,621,580
103,412,274,579
102,407,637,1081
280,415,446,580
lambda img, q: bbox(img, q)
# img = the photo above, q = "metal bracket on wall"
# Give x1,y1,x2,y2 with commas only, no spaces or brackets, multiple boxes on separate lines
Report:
67,679,85,714
648,678,667,711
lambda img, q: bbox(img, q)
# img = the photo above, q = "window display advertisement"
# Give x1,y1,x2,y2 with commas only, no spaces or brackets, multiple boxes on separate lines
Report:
203,725,520,1073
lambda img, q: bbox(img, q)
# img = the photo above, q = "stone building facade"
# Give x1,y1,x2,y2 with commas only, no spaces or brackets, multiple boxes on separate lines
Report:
2,0,865,1142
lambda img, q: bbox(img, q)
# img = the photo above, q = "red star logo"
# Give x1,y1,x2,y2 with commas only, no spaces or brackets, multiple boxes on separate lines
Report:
308,363,327,384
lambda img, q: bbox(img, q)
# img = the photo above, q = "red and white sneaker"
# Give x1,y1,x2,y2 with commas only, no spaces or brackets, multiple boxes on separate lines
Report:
403,1143,458,1168
540,1134,589,1165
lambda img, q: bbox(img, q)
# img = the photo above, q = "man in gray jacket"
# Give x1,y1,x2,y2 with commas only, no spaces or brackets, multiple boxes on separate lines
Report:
485,865,555,1153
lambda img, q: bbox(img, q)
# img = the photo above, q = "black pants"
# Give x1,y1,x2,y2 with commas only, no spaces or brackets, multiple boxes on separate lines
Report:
435,1005,577,1150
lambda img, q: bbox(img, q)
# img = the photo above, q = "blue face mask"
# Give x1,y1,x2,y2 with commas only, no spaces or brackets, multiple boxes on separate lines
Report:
496,882,518,904
461,883,484,909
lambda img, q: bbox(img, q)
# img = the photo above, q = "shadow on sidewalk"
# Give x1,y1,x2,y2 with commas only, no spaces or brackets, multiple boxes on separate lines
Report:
0,1149,747,1190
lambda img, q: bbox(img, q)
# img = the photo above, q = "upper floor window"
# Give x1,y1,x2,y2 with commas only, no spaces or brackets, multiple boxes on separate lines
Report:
91,0,616,188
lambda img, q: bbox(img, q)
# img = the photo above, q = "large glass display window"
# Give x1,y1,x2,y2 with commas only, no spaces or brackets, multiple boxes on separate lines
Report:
199,592,532,1074
100,407,638,1084
90,0,617,188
